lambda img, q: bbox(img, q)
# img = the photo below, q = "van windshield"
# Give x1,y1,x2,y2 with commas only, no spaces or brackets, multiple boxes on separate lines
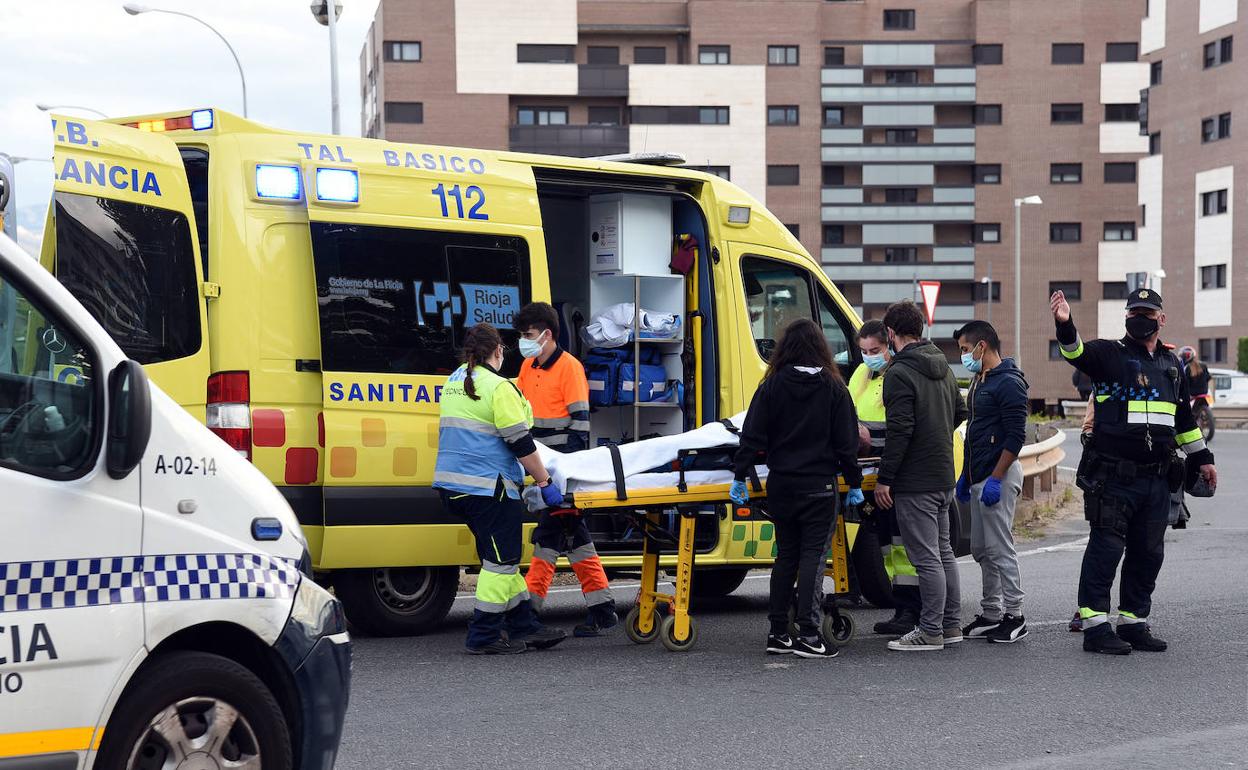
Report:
53,192,201,364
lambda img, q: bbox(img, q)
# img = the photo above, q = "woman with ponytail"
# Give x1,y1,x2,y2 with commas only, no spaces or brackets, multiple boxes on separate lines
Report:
434,323,567,654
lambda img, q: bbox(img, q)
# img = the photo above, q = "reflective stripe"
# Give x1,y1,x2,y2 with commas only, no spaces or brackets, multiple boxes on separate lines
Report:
1079,607,1109,628
567,400,589,413
1118,610,1147,624
481,560,519,575
432,471,517,496
1127,401,1177,415
532,546,560,564
498,421,530,442
533,416,572,429
893,574,921,587
568,419,591,433
474,591,529,614
538,433,570,446
1127,412,1175,427
1176,428,1204,447
1180,436,1207,453
1096,394,1111,402
567,543,599,563
439,416,500,435
582,586,613,606
1060,336,1084,359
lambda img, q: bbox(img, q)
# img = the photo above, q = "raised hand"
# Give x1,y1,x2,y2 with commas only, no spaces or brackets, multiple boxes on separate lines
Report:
1050,291,1071,323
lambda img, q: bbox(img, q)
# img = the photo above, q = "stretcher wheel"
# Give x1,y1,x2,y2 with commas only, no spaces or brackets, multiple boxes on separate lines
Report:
659,614,698,652
624,606,661,645
824,612,855,644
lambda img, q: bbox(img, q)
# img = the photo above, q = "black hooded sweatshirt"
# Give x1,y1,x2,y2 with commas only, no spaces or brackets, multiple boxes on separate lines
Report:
877,341,968,493
733,366,864,494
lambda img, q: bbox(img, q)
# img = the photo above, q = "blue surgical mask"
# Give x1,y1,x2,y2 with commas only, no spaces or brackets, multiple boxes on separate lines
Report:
962,346,983,374
863,353,888,372
519,336,544,359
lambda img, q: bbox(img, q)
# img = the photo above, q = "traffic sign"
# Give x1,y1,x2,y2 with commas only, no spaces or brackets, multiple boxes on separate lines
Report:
918,280,941,327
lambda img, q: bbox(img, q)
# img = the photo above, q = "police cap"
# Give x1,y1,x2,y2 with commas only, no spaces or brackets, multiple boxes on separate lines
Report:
1125,287,1162,310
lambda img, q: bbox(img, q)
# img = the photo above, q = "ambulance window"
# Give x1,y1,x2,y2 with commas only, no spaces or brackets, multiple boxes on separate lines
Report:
741,256,816,361
0,266,98,478
447,245,528,377
817,285,858,377
53,192,202,365
180,148,210,279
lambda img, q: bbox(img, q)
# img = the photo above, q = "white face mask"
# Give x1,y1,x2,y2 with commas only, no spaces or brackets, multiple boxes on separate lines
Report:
518,332,546,359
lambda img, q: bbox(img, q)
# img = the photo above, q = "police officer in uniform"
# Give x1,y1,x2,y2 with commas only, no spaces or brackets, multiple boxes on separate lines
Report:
1051,288,1217,654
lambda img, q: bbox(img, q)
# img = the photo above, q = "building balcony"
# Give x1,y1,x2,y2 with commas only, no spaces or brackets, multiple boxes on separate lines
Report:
933,127,974,144
822,144,975,163
578,64,629,97
509,124,629,157
822,204,976,222
821,262,974,281
822,127,865,144
932,187,975,204
933,245,975,261
821,247,864,263
822,188,865,204
821,84,976,104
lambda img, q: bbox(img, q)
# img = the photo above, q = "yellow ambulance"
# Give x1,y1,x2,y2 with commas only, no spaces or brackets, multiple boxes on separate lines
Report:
42,109,952,635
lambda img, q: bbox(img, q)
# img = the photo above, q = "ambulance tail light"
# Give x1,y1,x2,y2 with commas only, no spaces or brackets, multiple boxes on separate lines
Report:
207,371,252,461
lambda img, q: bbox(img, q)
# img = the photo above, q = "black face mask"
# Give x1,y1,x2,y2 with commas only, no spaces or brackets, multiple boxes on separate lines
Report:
1125,314,1159,341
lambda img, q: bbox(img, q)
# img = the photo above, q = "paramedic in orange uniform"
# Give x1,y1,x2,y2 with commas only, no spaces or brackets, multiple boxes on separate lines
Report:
514,303,618,637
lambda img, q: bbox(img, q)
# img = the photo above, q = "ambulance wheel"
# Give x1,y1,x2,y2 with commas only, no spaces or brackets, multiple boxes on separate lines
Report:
659,614,699,652
336,566,459,637
691,567,749,599
850,525,896,609
624,606,662,644
824,612,855,643
97,651,292,770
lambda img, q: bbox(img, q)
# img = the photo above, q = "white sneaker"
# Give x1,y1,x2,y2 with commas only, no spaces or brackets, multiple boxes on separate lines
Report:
887,628,945,651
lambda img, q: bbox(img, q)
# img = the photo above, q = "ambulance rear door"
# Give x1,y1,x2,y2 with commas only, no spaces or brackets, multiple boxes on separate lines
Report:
299,147,544,569
49,116,212,420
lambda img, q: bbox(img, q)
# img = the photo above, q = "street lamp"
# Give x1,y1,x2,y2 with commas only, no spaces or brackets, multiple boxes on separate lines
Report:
980,273,993,325
310,1,344,135
122,3,248,118
1013,194,1043,369
1150,268,1167,289
36,103,107,119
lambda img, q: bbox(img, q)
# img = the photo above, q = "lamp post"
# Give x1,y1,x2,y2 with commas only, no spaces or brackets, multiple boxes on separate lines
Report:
1013,194,1043,368
310,1,344,135
122,3,248,118
980,267,993,325
36,104,107,119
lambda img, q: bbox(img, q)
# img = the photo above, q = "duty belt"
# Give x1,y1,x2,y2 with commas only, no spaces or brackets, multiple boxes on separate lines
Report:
1087,452,1169,481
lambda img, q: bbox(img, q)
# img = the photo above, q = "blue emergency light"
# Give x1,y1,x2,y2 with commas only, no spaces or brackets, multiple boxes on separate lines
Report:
315,167,360,203
191,109,214,130
255,164,302,200
250,517,284,542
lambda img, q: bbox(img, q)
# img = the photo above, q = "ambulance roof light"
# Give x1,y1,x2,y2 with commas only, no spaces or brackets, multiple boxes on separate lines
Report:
315,167,359,203
191,109,214,130
255,164,302,200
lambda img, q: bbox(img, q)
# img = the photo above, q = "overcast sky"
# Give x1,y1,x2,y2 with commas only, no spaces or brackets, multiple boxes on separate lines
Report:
0,0,381,253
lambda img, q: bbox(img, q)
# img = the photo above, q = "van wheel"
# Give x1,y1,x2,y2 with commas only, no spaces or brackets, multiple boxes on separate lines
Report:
691,567,749,599
97,651,292,770
850,525,895,609
336,566,459,637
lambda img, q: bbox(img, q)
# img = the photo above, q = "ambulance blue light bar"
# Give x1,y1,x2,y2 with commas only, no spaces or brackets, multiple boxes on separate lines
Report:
255,164,302,200
315,167,360,203
191,109,214,130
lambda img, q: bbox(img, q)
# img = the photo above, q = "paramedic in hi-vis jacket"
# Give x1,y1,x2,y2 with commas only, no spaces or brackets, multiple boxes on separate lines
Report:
514,303,619,637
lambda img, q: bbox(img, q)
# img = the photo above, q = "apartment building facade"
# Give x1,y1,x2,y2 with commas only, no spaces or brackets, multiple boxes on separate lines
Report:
360,0,1153,401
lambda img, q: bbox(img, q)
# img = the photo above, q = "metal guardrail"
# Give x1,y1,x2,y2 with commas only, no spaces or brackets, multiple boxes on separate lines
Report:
1062,401,1248,423
1019,430,1066,499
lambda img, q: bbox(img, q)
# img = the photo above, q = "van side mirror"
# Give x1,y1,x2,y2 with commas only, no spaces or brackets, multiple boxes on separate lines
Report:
107,360,152,479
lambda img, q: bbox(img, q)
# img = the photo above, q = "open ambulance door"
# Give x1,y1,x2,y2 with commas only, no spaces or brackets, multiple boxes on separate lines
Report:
48,116,211,418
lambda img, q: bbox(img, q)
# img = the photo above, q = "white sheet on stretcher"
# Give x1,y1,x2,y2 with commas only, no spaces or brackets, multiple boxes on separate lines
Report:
570,467,771,494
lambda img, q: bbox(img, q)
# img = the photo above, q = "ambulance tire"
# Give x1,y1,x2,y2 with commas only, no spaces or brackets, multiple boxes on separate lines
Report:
336,566,460,637
98,651,292,770
850,525,896,610
690,567,749,599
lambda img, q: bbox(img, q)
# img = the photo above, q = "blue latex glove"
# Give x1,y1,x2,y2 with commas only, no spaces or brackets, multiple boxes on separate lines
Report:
846,487,865,506
540,482,565,509
956,473,971,504
729,480,749,506
980,476,1002,506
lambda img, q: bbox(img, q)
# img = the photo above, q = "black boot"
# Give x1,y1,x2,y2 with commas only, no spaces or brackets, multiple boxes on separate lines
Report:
1083,623,1132,655
1117,622,1167,652
873,609,918,636
574,605,619,638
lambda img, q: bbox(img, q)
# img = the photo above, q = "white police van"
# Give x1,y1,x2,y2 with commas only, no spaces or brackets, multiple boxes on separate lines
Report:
0,231,349,769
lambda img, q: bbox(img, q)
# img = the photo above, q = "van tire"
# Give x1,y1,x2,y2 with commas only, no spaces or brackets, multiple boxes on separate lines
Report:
336,566,459,637
691,567,749,599
850,525,895,609
97,651,292,770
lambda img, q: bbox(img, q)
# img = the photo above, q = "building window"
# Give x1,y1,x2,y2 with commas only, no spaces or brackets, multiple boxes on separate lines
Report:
974,223,1001,243
1050,163,1082,183
698,45,730,64
768,45,799,65
1052,43,1084,64
1150,60,1163,85
1199,338,1228,363
700,107,730,124
1219,112,1232,138
884,247,917,262
768,105,800,125
1103,222,1136,241
632,106,729,125
1200,263,1228,289
1049,223,1082,243
884,188,919,203
517,106,568,126
883,9,916,29
823,224,845,245
1202,112,1232,142
1141,204,1147,227
1149,131,1162,155
1102,281,1129,300
1049,340,1064,361
973,44,1003,65
823,106,844,126
974,281,1001,302
974,104,1003,125
975,164,1001,184
692,165,731,180
885,128,918,144
1104,103,1140,122
384,41,421,62
384,101,423,123
588,106,621,125
634,46,667,64
784,223,800,239
1051,103,1083,124
1104,162,1137,183
1106,42,1139,62
517,44,575,63
822,165,845,186
1204,36,1233,68
767,165,800,186
1049,281,1082,300
587,46,620,65
885,69,919,84
824,46,845,66
1201,189,1229,216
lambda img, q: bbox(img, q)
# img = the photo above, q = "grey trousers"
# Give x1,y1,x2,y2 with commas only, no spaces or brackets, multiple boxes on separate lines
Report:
894,489,961,636
969,461,1025,619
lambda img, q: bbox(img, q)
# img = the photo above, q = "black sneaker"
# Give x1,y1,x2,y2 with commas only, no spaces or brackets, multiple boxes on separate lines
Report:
792,635,839,659
961,614,1001,640
1083,624,1132,655
985,614,1028,644
873,611,919,636
1117,622,1167,652
514,625,567,650
766,633,795,655
574,609,620,638
466,638,527,655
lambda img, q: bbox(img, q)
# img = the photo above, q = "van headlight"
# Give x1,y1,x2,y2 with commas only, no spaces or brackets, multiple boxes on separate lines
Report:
289,577,347,639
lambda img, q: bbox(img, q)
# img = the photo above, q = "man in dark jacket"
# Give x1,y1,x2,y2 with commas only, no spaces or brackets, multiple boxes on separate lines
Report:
875,300,968,652
954,321,1030,644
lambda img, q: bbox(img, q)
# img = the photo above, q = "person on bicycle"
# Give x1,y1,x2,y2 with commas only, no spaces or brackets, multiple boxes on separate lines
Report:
1178,346,1215,404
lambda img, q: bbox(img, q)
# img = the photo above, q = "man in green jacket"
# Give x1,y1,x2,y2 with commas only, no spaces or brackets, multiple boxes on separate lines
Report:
874,299,968,652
